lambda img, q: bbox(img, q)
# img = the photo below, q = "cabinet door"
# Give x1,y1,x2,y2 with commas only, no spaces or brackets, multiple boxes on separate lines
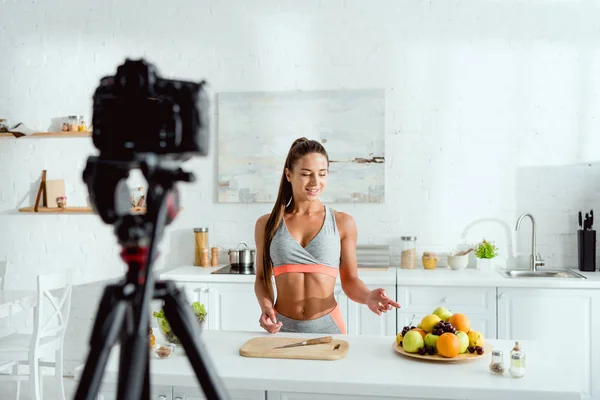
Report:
95,385,172,400
334,285,349,332
345,284,396,336
208,282,263,332
170,283,211,329
396,311,495,339
497,287,597,399
396,286,496,339
267,391,418,400
173,386,265,400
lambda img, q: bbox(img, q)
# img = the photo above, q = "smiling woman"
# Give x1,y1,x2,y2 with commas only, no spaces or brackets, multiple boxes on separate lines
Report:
253,137,400,335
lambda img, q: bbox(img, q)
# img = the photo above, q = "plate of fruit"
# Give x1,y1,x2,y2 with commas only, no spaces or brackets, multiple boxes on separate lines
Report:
393,306,492,362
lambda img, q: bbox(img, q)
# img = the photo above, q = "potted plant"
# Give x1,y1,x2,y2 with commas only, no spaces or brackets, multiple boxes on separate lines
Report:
474,239,499,271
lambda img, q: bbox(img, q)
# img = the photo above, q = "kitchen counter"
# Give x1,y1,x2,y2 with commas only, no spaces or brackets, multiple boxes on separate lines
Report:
73,329,584,400
160,265,397,285
396,267,600,289
160,264,600,289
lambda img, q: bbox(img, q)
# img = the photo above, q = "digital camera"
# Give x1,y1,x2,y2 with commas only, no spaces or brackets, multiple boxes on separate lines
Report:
90,59,209,161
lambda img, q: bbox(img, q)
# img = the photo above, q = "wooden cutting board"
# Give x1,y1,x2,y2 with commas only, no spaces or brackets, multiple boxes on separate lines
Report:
239,337,349,361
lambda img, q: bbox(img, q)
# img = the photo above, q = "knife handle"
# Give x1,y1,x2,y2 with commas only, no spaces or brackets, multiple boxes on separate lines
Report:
305,336,333,345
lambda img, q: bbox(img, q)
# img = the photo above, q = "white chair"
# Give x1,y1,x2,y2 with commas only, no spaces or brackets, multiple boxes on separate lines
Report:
0,260,17,338
0,268,74,400
0,260,9,289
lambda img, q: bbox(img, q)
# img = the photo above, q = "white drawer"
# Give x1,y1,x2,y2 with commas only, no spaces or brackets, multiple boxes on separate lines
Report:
397,286,496,315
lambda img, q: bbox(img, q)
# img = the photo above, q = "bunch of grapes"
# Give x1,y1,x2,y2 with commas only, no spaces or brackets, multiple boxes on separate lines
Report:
417,346,436,356
433,321,456,336
401,325,416,338
468,346,484,355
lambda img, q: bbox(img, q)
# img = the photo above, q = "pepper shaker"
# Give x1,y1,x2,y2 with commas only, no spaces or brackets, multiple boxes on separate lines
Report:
211,247,219,267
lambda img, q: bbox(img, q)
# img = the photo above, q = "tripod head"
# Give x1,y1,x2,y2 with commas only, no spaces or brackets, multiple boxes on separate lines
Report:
83,58,208,245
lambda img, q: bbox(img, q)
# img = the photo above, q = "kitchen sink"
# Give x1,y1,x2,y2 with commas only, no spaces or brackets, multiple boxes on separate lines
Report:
499,269,587,279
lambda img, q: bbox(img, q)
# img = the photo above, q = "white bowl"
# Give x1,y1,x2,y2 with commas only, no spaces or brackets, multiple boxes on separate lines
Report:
447,254,469,270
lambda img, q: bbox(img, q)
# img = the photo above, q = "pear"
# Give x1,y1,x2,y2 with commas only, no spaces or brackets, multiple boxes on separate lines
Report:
432,306,453,322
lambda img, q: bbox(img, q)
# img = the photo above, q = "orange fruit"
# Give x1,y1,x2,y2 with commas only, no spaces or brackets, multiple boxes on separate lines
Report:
412,328,427,339
449,313,471,333
436,332,461,358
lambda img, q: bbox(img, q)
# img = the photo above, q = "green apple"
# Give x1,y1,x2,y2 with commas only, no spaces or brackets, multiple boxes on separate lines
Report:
424,333,439,349
402,330,424,353
456,331,469,354
432,306,453,322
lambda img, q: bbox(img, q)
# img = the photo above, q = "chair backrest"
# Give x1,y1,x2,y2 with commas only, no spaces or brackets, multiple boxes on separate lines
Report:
32,268,74,343
0,261,8,290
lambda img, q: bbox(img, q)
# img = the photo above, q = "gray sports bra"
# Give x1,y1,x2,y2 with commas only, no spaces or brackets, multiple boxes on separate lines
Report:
269,205,341,278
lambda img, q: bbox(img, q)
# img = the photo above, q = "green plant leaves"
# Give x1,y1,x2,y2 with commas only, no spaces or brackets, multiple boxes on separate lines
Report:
474,239,498,259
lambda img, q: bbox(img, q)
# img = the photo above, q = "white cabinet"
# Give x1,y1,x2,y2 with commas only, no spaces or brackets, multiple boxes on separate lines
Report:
396,286,497,339
346,284,396,336
208,282,263,332
497,287,600,400
267,391,418,400
173,386,265,400
94,384,172,400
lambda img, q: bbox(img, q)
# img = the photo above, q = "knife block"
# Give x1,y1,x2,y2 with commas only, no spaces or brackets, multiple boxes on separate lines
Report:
577,230,596,272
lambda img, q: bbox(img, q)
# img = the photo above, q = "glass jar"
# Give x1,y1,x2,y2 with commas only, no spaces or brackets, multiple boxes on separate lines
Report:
509,352,526,378
194,227,209,266
400,236,417,269
422,252,437,269
68,115,79,131
489,350,505,375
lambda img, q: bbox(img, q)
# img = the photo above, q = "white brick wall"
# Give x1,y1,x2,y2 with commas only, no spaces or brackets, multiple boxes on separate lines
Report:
1,0,599,374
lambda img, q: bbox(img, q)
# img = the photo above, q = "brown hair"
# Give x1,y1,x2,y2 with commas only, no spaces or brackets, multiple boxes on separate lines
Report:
262,137,329,301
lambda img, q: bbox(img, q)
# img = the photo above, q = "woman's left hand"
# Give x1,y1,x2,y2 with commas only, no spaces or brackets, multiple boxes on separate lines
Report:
366,288,401,315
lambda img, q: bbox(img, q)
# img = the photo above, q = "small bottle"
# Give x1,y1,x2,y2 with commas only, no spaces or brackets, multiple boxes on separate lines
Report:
211,247,219,267
489,350,505,375
510,341,526,367
68,115,79,131
509,352,526,378
200,248,210,268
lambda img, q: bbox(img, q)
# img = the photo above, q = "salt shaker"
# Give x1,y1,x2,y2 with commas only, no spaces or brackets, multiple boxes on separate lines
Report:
509,352,526,378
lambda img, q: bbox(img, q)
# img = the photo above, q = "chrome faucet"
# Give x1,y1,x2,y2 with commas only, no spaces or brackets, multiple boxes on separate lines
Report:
515,212,545,271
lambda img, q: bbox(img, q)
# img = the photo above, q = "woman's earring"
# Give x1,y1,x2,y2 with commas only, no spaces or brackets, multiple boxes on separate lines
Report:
285,196,293,208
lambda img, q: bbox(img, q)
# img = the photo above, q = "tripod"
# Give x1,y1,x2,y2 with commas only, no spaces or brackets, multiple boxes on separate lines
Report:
74,159,230,400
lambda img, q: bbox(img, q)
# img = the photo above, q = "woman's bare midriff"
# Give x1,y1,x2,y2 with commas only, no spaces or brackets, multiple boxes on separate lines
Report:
273,273,337,320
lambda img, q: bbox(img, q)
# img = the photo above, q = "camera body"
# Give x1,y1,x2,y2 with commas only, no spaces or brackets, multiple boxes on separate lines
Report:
91,59,209,161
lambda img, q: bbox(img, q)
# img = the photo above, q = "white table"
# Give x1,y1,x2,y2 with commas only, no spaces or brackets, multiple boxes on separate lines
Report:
74,329,585,400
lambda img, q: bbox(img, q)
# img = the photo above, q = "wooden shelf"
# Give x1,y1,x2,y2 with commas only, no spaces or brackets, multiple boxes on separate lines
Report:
17,206,180,214
18,206,94,213
0,131,91,138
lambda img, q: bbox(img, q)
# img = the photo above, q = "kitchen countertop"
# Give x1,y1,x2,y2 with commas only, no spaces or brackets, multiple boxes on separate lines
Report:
160,265,600,289
396,267,600,289
160,265,397,285
73,329,584,400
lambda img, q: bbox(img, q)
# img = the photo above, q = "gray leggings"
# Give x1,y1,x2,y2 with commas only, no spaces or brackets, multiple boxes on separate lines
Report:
274,304,346,334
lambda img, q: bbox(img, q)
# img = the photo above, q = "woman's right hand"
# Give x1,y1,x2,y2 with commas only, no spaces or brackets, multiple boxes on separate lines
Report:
259,308,283,334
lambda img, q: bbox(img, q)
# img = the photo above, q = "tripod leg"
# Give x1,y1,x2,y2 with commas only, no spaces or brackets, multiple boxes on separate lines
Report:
74,284,128,400
115,305,150,400
156,280,230,400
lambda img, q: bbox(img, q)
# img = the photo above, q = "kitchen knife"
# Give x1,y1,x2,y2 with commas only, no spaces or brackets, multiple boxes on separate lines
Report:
585,213,590,230
590,210,594,230
579,211,583,229
273,336,333,349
